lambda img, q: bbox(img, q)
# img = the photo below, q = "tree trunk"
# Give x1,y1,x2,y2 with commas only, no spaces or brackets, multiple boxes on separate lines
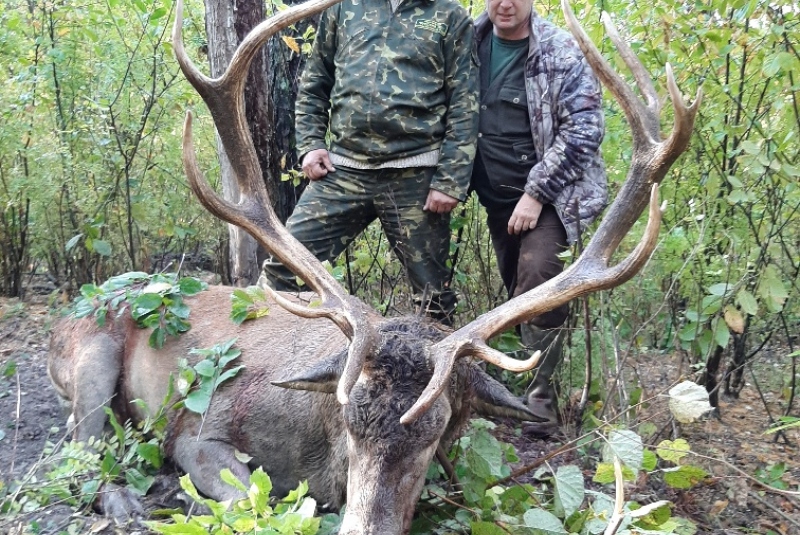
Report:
204,0,309,285
265,1,314,218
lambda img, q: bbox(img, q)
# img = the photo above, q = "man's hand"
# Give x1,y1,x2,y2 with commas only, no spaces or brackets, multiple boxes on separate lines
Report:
423,189,459,214
508,193,543,234
302,149,335,180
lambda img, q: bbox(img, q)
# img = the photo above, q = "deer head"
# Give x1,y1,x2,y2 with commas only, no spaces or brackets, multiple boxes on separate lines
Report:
172,0,700,426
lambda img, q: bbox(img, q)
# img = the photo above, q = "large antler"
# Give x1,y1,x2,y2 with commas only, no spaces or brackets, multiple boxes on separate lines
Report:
172,0,376,404
400,0,703,424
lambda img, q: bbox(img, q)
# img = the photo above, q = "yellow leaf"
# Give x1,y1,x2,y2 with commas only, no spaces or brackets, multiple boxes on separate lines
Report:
282,35,300,54
723,305,744,334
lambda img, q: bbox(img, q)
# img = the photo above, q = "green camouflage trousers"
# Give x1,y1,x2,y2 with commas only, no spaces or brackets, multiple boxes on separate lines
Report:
262,165,458,325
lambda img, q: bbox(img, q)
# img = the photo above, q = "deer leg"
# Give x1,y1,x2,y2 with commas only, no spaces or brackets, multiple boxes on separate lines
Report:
71,334,124,442
171,435,251,502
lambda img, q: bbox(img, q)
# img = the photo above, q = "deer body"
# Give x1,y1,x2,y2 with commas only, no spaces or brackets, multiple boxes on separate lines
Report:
49,287,349,504
48,285,532,529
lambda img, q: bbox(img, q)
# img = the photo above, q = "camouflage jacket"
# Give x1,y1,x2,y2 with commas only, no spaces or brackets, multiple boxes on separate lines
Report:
295,0,479,201
474,10,608,243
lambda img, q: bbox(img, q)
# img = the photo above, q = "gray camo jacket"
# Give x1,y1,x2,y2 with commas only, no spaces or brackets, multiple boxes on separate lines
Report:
474,9,608,243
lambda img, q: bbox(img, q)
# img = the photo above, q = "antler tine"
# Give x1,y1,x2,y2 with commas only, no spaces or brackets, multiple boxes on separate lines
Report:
561,2,653,139
597,12,659,114
401,0,701,424
174,0,377,404
662,63,703,168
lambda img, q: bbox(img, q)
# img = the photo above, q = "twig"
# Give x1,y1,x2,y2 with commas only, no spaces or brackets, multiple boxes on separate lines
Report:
10,371,21,476
747,490,800,532
493,439,581,486
676,449,800,499
424,488,475,514
779,312,796,418
744,362,791,445
435,444,459,487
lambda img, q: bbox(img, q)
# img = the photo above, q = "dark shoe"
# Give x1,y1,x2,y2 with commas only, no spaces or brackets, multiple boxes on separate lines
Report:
521,387,560,438
521,420,560,438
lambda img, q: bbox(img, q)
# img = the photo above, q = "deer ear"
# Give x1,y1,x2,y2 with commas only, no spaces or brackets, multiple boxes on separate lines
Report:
470,368,547,422
271,351,345,394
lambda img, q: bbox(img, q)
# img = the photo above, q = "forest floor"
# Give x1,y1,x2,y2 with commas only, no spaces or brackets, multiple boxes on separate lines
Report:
0,290,798,535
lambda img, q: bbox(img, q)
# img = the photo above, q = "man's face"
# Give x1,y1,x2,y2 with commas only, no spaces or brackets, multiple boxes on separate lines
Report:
487,0,532,40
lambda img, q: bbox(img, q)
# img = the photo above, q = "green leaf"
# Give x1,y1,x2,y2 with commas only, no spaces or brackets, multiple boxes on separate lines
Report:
137,442,163,469
220,468,248,492
232,288,255,304
593,462,636,484
470,521,507,535
141,314,162,329
79,283,101,298
149,7,168,20
132,293,165,319
553,464,584,519
218,338,238,355
193,359,217,378
642,449,658,471
1,360,17,378
656,439,691,464
101,451,120,477
465,428,505,480
184,383,213,414
125,467,155,495
179,277,206,296
606,429,643,472
522,508,568,534
663,465,708,489
73,300,97,319
249,467,273,512
65,233,83,251
219,348,242,368
736,288,758,315
216,365,244,388
92,239,112,256
148,516,214,534
168,300,191,320
707,283,730,296
149,327,166,349
759,266,789,313
712,317,730,348
740,140,761,155
230,307,250,325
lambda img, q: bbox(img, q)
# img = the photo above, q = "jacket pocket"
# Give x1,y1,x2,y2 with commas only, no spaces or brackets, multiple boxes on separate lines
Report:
406,32,444,73
498,86,530,136
336,27,369,64
512,141,536,165
499,86,527,108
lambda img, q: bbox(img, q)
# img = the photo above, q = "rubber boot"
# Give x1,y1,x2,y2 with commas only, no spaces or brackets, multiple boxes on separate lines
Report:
520,324,563,437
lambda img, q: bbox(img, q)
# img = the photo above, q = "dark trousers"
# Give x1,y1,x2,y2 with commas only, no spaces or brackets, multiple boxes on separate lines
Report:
486,203,569,329
262,165,457,324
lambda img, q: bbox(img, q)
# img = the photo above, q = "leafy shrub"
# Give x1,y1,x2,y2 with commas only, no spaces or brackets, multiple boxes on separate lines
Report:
71,271,207,348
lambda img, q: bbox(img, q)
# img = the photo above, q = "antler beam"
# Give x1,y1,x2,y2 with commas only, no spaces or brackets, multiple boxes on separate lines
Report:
173,0,376,404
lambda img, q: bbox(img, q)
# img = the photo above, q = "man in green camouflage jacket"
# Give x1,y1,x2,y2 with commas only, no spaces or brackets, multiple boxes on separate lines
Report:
472,0,608,435
263,0,479,326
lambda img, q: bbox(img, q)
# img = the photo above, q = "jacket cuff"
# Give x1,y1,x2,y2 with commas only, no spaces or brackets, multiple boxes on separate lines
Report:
297,142,328,165
430,180,468,202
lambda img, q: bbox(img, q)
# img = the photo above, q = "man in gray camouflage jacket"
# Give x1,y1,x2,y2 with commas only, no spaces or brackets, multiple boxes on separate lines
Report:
263,0,479,326
472,0,608,435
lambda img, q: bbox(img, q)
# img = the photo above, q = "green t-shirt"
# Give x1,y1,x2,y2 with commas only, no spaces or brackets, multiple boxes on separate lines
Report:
489,34,528,85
